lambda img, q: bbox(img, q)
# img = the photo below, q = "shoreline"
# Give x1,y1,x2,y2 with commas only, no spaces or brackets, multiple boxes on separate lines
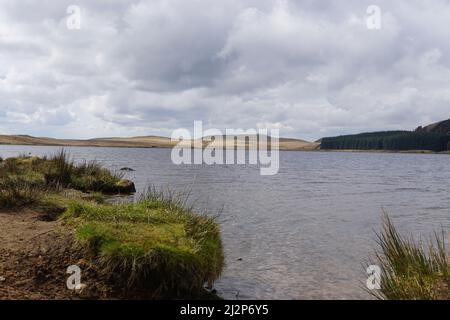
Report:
316,149,450,155
1,142,449,155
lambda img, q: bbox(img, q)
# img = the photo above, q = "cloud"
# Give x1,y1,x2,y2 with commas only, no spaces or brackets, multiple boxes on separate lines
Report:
1,0,450,140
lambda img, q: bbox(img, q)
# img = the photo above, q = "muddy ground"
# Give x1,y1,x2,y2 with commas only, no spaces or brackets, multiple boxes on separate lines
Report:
0,209,111,300
0,209,218,300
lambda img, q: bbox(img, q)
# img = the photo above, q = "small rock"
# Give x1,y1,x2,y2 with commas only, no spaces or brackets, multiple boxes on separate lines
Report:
0,276,6,282
115,179,136,194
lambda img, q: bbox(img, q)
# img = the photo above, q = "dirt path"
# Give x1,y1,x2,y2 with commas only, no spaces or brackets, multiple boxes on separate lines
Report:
0,209,87,299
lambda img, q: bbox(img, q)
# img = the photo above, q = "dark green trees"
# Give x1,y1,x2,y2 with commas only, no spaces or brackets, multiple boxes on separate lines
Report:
321,131,450,151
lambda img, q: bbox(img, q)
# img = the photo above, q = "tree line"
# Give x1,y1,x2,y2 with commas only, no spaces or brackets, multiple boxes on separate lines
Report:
321,131,450,152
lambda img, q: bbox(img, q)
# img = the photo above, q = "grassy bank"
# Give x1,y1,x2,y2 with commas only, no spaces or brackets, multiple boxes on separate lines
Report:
62,190,223,297
370,214,450,300
0,151,224,299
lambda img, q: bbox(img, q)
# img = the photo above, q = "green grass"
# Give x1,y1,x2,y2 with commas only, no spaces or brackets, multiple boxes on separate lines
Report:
370,213,450,300
0,150,134,207
62,189,224,298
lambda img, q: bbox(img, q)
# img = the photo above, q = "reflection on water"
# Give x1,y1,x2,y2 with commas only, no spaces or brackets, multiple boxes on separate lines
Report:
1,145,449,299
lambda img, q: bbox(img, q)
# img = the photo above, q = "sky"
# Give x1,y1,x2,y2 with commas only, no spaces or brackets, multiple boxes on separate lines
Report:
1,0,450,141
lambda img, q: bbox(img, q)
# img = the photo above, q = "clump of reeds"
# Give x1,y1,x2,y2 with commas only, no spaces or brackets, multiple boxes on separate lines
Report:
43,149,75,187
369,212,450,300
0,150,132,209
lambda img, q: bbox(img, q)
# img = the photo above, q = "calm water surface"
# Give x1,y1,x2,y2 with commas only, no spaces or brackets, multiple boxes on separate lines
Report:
1,145,449,299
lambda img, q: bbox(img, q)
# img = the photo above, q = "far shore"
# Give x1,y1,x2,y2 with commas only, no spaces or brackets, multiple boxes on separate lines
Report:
0,134,319,151
316,149,450,155
1,134,449,154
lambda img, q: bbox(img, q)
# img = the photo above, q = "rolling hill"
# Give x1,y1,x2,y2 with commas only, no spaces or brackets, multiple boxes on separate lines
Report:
415,119,450,134
0,134,319,151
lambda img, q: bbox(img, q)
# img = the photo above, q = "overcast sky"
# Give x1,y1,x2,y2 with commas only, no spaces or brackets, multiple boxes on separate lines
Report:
1,0,450,141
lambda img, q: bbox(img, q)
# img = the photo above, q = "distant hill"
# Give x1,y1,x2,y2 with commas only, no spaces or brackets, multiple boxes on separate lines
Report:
0,135,175,149
0,134,318,151
415,119,450,134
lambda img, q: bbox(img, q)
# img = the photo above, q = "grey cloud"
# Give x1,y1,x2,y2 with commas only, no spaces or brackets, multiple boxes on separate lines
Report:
1,0,450,141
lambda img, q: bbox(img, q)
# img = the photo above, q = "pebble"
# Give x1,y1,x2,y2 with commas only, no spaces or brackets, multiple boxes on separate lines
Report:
75,283,87,291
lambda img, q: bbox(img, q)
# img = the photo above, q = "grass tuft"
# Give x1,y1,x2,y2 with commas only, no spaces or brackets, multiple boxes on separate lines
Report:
0,150,134,208
44,149,75,187
369,212,450,300
63,189,224,298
